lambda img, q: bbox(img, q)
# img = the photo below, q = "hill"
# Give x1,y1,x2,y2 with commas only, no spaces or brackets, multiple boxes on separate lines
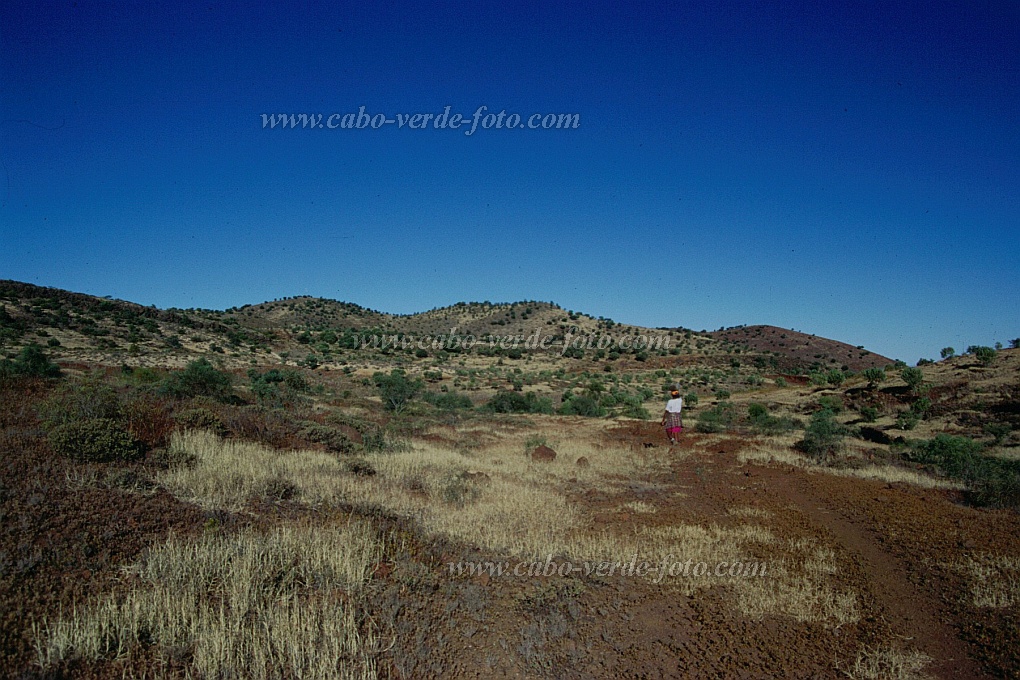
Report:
709,324,892,372
1,280,891,377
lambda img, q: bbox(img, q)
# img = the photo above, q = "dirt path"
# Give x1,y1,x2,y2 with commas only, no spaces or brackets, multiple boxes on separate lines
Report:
748,463,989,678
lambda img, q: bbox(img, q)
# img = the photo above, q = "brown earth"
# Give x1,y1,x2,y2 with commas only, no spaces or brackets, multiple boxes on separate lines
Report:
3,388,1018,678
361,422,1018,678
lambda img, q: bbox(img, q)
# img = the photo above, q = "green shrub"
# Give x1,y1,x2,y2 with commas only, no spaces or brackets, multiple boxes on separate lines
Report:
684,392,699,406
774,377,787,388
174,407,225,434
796,409,847,462
0,344,61,380
49,418,140,462
895,411,920,430
373,369,423,412
696,402,736,433
816,395,843,413
559,395,606,418
971,346,997,366
862,368,885,387
423,391,473,410
826,370,845,387
859,406,879,423
714,389,730,400
38,372,121,429
906,434,1020,508
901,367,924,393
747,402,799,435
159,358,234,400
484,390,553,414
300,424,354,453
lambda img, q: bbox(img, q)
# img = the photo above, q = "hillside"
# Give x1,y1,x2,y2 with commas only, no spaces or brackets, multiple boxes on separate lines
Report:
0,281,890,378
709,324,892,372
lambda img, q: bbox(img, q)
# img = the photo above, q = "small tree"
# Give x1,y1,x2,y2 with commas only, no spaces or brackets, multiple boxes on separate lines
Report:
796,409,847,462
862,367,885,388
373,369,423,412
940,347,955,359
0,343,61,379
901,367,924,393
972,346,997,366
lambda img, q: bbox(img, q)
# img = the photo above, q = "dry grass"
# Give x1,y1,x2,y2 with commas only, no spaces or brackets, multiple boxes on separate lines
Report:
35,522,381,679
948,553,1020,608
737,437,961,490
734,538,860,626
619,501,657,514
158,428,859,625
839,644,933,680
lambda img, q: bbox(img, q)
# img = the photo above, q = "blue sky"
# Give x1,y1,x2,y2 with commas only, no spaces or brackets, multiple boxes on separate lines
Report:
2,1,1017,362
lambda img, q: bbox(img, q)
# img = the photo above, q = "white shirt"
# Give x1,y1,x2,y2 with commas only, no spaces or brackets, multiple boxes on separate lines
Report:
665,397,684,413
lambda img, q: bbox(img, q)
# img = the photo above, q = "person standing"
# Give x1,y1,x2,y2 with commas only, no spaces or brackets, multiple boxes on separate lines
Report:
662,389,684,443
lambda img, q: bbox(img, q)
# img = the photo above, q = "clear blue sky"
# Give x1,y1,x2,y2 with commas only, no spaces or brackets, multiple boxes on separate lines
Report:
2,1,1017,362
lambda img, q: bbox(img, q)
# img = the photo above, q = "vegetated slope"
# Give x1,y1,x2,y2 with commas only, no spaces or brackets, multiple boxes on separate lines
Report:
2,279,886,374
709,324,892,372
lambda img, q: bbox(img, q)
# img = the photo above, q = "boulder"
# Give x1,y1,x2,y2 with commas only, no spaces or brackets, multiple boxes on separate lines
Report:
531,445,557,462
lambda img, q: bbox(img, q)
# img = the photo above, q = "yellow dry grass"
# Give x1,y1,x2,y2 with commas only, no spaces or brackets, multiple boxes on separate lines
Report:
153,426,858,627
839,644,933,680
35,522,381,679
947,553,1020,608
736,437,962,490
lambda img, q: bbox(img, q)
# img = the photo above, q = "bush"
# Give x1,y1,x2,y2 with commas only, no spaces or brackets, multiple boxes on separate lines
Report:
559,395,606,418
816,395,843,413
747,402,799,435
796,409,847,462
423,391,473,410
684,392,699,406
174,407,226,434
373,370,423,412
971,346,997,366
159,358,234,401
0,344,61,380
696,402,736,433
895,411,920,430
907,434,1020,508
714,389,730,400
900,367,924,393
862,367,885,387
38,372,121,429
300,424,354,454
484,390,553,414
49,418,140,462
859,406,879,423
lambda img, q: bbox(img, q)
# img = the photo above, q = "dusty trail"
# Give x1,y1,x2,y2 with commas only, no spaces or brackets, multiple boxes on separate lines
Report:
748,463,989,678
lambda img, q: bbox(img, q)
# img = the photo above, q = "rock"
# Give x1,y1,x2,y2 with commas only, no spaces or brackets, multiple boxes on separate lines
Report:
576,456,590,468
531,445,557,462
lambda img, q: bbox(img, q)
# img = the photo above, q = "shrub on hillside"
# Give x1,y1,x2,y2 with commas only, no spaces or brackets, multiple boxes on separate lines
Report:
906,434,1020,508
696,402,736,433
559,394,606,418
0,344,61,381
795,409,848,462
747,402,799,435
816,395,843,413
373,369,423,412
38,372,121,429
423,391,473,410
49,418,140,462
174,407,226,434
484,390,553,415
900,367,924,393
159,358,234,401
300,424,354,454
